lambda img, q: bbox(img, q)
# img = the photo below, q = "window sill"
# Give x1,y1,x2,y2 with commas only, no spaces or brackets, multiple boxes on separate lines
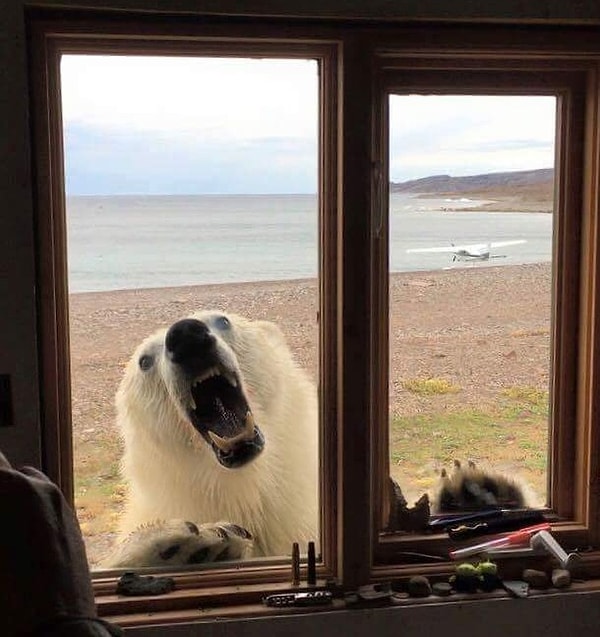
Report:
96,548,600,628
103,579,600,632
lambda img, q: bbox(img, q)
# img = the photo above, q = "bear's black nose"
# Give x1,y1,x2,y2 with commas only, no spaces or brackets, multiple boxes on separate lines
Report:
165,319,215,369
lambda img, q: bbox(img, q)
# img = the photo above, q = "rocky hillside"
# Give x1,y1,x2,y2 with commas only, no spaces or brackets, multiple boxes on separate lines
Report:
391,168,554,212
391,168,553,194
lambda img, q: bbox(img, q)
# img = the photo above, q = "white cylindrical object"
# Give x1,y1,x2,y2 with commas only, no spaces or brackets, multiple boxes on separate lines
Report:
529,530,575,568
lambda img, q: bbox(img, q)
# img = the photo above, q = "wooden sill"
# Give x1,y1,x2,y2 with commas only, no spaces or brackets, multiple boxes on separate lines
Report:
102,578,600,629
96,547,600,625
97,581,326,617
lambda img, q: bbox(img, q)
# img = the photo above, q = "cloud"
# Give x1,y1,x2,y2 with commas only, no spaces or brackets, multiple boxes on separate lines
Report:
60,57,559,193
60,55,318,139
64,123,317,195
389,94,556,181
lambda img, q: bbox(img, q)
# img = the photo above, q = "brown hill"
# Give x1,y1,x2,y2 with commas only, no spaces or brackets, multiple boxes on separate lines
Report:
391,168,553,193
391,168,554,212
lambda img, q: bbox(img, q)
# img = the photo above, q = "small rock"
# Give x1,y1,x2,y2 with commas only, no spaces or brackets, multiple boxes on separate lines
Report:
116,571,175,596
551,568,571,589
522,568,550,589
408,575,432,597
432,582,452,596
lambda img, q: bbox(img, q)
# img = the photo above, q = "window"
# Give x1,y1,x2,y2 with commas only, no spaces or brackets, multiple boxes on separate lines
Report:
387,94,555,512
60,53,321,569
30,18,340,602
27,13,600,624
371,49,592,566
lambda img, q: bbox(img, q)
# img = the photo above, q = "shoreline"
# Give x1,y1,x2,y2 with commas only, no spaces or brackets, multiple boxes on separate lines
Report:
69,275,318,298
68,260,550,298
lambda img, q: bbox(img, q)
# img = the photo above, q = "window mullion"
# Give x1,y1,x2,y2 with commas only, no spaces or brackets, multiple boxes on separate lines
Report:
337,34,375,589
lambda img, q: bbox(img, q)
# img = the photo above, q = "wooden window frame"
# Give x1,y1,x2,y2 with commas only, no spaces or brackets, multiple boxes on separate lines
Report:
368,35,600,578
25,10,600,626
28,13,345,618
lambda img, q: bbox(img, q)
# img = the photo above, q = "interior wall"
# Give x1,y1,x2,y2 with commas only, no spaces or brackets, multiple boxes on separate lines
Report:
3,1,600,635
0,3,40,465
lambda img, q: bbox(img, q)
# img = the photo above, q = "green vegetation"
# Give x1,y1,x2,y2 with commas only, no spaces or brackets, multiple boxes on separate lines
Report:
73,433,125,540
389,385,549,501
401,377,461,396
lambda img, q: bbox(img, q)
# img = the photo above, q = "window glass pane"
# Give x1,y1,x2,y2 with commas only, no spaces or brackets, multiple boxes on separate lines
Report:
388,95,554,519
61,55,320,569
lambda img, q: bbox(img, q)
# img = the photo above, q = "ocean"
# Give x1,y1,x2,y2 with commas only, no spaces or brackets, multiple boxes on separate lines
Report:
66,193,553,293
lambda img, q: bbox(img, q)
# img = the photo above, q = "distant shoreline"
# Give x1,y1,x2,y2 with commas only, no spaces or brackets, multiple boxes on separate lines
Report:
413,192,553,213
67,190,553,213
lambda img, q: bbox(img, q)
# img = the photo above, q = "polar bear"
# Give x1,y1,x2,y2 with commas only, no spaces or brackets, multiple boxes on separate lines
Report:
105,310,531,567
107,310,318,567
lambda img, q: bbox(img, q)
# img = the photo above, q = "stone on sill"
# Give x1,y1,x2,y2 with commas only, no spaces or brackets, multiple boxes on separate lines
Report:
522,568,550,589
408,575,432,597
551,568,571,589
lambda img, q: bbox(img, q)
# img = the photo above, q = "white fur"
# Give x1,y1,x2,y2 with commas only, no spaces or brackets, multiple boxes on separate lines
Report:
116,311,318,557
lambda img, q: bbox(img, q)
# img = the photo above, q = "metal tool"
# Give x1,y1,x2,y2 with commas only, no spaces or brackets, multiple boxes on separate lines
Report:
529,530,580,569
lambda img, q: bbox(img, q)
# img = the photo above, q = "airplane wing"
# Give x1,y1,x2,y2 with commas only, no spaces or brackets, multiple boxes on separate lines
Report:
406,245,464,254
407,243,486,254
488,240,527,248
407,239,526,254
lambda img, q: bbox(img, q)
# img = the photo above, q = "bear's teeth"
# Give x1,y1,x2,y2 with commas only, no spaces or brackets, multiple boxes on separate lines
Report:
208,430,235,453
208,412,256,453
194,367,221,386
224,372,237,388
244,411,255,436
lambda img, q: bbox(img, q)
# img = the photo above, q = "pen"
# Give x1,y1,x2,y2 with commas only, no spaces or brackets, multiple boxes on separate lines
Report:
449,523,550,560
428,509,502,531
447,509,546,540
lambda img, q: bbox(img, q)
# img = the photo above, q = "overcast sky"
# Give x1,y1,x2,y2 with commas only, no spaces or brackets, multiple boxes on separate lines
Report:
60,55,556,195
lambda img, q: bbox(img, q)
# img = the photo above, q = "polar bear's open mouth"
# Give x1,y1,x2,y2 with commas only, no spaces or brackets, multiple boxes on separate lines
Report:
164,317,265,468
188,372,265,469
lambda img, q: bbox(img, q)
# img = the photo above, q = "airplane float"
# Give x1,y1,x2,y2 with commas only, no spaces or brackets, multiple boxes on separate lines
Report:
406,239,527,262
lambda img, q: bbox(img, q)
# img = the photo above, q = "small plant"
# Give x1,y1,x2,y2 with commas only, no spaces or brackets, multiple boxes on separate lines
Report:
402,377,460,396
510,327,549,338
502,385,548,406
389,391,550,506
501,386,549,419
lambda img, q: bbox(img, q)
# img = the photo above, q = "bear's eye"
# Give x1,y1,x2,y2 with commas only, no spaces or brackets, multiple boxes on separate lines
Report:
138,354,154,371
214,315,230,331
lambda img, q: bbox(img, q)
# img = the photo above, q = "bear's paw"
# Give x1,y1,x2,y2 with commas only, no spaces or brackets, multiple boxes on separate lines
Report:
432,459,529,513
104,519,253,568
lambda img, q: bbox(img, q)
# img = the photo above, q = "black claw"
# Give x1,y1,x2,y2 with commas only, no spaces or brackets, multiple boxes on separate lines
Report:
185,521,200,535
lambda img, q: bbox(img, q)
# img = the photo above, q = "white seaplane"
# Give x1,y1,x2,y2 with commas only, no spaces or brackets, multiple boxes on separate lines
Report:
407,239,527,262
